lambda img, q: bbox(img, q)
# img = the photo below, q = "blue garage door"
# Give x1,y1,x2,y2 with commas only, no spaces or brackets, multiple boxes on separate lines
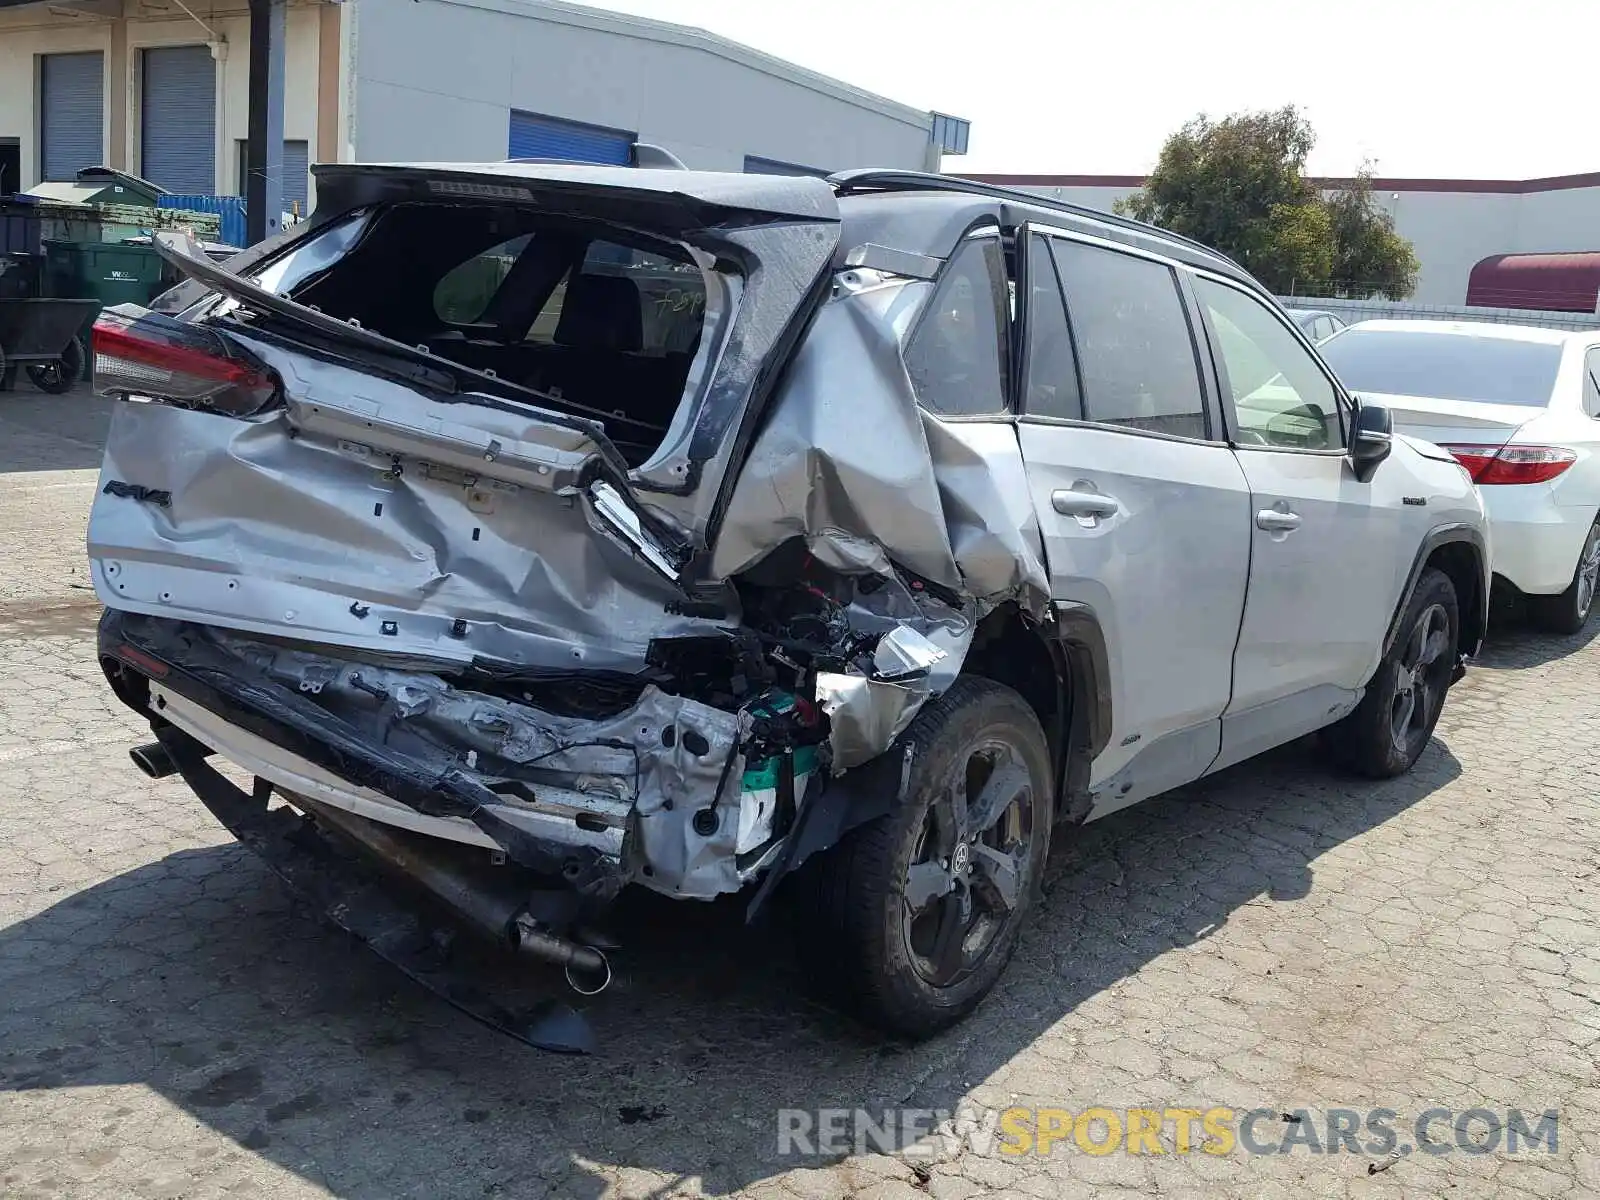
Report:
235,139,310,211
40,52,104,182
508,111,632,165
141,45,216,194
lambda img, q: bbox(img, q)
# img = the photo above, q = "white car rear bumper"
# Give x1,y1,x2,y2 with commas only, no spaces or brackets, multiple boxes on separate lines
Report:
1482,484,1594,595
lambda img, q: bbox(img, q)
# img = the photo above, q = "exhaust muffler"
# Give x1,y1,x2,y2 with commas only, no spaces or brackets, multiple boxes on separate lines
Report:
294,794,611,994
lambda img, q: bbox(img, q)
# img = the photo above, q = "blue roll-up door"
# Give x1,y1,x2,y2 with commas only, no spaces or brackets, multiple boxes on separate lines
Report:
141,45,216,194
40,52,104,182
235,139,310,210
281,140,310,210
508,111,632,165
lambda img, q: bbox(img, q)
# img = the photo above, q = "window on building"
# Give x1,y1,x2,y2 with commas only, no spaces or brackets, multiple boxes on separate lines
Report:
1052,239,1207,439
235,140,311,212
903,237,1011,417
0,139,20,196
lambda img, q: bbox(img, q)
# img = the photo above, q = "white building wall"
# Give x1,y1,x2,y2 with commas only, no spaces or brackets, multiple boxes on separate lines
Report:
0,1,324,198
1513,185,1600,255
0,10,112,191
1370,190,1522,303
349,0,935,172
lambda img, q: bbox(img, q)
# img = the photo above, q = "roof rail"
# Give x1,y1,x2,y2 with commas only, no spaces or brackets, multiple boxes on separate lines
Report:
826,169,1244,274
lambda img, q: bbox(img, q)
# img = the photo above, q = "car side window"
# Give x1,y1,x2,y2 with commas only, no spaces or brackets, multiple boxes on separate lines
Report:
1050,238,1208,439
1194,278,1344,451
1585,348,1600,418
903,237,1011,416
433,234,533,324
1021,235,1082,420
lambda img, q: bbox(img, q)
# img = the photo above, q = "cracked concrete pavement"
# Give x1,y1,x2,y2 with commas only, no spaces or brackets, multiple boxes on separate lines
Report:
1,385,1597,1199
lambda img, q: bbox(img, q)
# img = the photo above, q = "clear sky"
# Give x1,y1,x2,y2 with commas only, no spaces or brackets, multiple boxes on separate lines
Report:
598,0,1594,180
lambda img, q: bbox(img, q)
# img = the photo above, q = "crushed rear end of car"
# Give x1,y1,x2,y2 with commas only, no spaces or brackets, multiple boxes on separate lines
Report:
89,162,1053,1045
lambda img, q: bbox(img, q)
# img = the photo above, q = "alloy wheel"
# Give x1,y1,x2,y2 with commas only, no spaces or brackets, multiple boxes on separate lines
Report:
1575,527,1600,621
1390,602,1451,754
901,739,1036,987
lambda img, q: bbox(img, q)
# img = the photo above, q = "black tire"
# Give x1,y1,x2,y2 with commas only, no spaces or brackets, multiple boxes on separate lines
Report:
791,677,1054,1039
1528,518,1600,636
1329,567,1458,779
25,335,84,395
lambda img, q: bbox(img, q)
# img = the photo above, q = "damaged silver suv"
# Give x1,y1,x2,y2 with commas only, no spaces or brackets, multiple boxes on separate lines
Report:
89,165,1489,1044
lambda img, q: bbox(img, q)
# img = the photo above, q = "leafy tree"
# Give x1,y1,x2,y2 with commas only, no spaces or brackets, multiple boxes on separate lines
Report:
1324,171,1419,300
1117,107,1418,300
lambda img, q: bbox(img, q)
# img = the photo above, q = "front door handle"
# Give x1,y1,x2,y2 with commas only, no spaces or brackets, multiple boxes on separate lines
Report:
1256,507,1303,532
1052,488,1121,519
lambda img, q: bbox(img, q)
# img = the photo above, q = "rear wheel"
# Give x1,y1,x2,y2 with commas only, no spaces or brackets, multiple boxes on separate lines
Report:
792,677,1053,1039
1529,518,1600,635
1328,567,1458,779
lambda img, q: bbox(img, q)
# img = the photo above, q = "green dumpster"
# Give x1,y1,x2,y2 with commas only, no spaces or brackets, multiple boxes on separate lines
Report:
42,239,168,307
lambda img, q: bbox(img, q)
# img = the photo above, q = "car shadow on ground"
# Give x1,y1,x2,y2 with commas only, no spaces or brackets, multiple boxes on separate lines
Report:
0,734,1462,1198
1474,605,1600,670
0,384,112,473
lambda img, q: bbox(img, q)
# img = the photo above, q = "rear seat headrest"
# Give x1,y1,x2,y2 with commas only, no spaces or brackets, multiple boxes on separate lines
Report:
554,273,644,353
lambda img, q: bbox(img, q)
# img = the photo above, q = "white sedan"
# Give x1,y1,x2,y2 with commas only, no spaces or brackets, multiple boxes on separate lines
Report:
1320,319,1600,633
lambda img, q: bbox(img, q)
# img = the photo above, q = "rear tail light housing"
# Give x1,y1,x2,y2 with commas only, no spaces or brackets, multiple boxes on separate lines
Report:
93,305,281,417
1441,443,1578,486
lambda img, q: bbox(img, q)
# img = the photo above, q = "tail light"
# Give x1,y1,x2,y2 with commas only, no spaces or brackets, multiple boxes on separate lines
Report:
1441,443,1577,486
93,306,281,417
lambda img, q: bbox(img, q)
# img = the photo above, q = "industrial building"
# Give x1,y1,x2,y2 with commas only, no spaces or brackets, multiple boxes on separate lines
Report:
972,171,1600,309
0,0,968,218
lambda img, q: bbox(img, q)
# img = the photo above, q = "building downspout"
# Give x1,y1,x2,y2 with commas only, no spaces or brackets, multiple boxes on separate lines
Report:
341,0,359,164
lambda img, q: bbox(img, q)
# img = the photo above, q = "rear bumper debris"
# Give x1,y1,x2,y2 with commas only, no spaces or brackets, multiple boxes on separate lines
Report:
156,728,602,1053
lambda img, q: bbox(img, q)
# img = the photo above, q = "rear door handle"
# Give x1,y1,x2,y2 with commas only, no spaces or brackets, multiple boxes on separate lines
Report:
1256,507,1302,532
1052,488,1121,519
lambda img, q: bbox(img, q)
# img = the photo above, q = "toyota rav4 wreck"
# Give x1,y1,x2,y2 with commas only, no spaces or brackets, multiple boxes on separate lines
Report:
89,163,1487,1048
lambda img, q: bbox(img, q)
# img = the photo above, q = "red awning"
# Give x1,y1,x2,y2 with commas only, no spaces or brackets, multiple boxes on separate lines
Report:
1467,253,1600,313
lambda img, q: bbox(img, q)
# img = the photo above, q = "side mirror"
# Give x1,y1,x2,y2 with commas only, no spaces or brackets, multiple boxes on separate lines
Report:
1350,402,1393,482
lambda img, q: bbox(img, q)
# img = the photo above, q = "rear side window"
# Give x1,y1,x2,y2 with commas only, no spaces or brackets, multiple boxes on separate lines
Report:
433,234,530,324
1051,239,1207,439
1585,348,1600,418
904,237,1011,416
1021,235,1082,420
1319,329,1564,407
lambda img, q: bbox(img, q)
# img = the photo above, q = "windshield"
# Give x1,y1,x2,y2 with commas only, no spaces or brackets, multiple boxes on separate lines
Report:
1319,328,1563,407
